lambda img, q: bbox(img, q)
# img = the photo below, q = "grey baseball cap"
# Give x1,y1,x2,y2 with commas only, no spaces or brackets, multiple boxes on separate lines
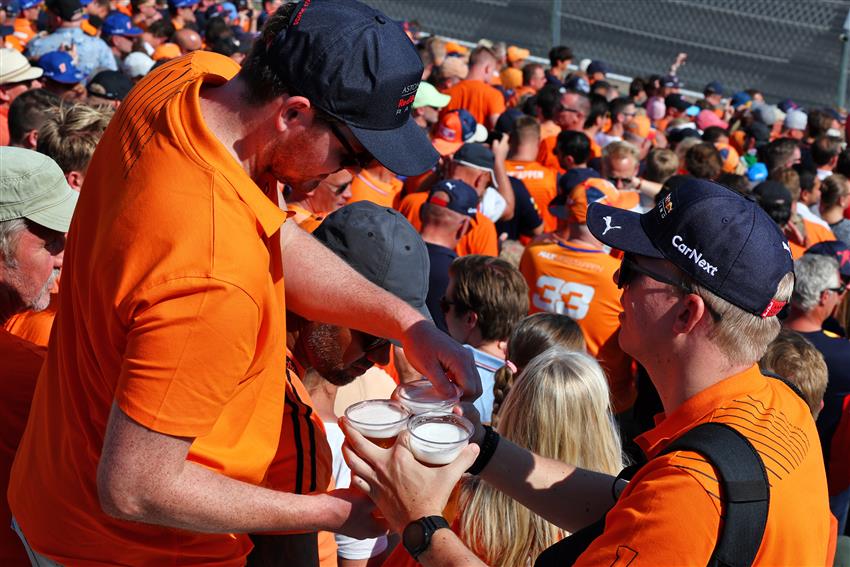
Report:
0,147,78,232
313,201,431,342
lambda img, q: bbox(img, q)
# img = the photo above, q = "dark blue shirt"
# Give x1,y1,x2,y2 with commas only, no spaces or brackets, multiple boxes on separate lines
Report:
802,329,850,465
495,176,543,241
425,242,457,333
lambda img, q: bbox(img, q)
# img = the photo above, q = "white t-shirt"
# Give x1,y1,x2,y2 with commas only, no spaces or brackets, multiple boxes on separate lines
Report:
325,422,388,560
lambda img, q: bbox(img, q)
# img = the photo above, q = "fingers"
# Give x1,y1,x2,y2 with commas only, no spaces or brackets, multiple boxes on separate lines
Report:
339,416,387,464
349,473,372,496
446,443,480,479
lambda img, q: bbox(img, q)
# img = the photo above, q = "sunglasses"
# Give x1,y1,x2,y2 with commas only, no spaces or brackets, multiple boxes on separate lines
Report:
556,105,582,115
618,255,722,322
608,176,634,186
827,285,848,295
327,121,373,170
439,296,465,314
358,332,389,354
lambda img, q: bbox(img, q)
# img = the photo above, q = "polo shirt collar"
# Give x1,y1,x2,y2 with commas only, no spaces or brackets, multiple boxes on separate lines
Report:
635,364,766,459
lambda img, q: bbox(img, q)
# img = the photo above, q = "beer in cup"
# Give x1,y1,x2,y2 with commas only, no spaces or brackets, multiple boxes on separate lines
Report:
345,399,410,448
407,413,474,466
393,378,461,415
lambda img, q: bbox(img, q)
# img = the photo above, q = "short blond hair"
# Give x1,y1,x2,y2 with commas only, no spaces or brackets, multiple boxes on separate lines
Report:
689,271,795,366
760,329,828,418
36,103,113,174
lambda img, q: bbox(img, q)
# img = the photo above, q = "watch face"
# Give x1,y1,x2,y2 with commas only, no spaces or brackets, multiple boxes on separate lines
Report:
403,520,427,554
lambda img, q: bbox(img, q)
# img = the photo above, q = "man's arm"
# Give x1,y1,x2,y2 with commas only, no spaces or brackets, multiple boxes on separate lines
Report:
490,134,515,221
280,221,480,400
97,403,384,537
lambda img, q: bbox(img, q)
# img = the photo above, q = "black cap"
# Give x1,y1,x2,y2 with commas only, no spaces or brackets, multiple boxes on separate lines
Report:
665,93,690,112
313,202,431,336
427,179,478,219
806,241,850,280
587,178,794,318
45,0,81,20
87,70,132,101
269,0,437,177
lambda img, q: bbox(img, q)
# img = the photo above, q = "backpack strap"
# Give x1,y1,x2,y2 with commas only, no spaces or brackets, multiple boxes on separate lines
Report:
660,422,770,567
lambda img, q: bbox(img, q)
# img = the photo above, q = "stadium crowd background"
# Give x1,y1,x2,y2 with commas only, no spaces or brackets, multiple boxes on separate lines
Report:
1,0,850,565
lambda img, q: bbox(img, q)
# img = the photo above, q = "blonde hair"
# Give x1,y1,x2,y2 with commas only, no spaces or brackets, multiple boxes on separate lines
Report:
459,347,623,567
36,102,113,174
690,271,795,366
492,313,586,423
760,329,828,418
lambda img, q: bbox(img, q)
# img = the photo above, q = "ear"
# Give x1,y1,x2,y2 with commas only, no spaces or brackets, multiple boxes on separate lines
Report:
275,95,312,134
66,170,84,191
465,309,478,330
24,129,38,150
671,293,707,335
564,155,576,169
0,86,10,104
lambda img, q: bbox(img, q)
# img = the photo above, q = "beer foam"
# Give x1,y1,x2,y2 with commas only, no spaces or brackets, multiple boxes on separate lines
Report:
409,422,470,465
411,422,469,443
347,403,408,438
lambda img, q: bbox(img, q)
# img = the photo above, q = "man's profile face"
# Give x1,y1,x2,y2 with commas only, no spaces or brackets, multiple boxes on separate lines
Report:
604,156,639,189
0,222,64,316
310,169,353,212
529,68,546,91
557,93,586,131
300,321,390,386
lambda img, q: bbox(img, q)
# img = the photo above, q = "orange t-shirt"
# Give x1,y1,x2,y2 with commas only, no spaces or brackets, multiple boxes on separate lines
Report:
577,365,831,566
539,121,561,142
397,192,498,257
0,329,45,566
788,219,836,259
3,293,58,347
288,203,326,233
349,169,403,209
11,18,36,49
0,106,9,146
8,53,297,566
505,159,558,233
519,239,635,412
443,79,506,127
537,134,563,172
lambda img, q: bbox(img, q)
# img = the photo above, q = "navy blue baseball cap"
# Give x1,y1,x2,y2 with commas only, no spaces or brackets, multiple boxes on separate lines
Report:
427,179,478,219
587,178,794,318
268,0,438,177
19,0,43,9
102,12,142,37
38,51,86,84
586,60,609,76
806,241,850,281
703,81,725,96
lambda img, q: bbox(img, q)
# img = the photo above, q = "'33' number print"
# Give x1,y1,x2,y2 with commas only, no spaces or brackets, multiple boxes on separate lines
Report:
532,276,595,320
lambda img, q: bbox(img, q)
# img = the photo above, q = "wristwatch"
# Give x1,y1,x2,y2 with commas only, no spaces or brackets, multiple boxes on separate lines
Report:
402,515,450,559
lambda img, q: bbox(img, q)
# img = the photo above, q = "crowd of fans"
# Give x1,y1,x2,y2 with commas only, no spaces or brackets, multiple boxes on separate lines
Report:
1,0,849,565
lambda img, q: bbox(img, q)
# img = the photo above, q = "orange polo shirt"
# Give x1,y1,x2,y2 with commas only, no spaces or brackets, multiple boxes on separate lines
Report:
442,79,506,127
788,219,836,259
519,239,634,412
349,169,403,209
288,203,326,233
0,329,45,566
397,191,498,257
9,52,295,566
577,365,831,566
505,159,558,232
3,293,58,347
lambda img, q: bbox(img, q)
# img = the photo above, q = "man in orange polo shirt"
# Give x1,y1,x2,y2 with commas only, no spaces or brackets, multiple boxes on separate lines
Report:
341,179,831,567
0,148,76,566
442,45,505,129
537,88,590,171
8,2,480,565
519,172,636,414
287,169,354,233
505,115,558,232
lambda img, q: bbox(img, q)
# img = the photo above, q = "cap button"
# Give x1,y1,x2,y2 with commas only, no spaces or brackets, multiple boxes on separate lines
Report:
375,15,385,24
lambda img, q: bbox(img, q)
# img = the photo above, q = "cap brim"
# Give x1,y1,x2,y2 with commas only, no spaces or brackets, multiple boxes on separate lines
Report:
432,137,463,157
3,65,43,83
470,124,488,144
349,117,439,177
25,187,78,232
586,202,663,258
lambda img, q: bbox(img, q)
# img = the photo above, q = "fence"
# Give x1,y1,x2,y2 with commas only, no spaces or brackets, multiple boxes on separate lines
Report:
369,0,850,110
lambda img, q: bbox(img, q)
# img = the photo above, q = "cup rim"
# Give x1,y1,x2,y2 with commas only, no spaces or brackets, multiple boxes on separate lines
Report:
395,378,462,405
344,399,410,428
408,413,474,446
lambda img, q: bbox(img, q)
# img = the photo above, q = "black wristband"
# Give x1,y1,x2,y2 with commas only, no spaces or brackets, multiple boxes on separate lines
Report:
467,425,499,476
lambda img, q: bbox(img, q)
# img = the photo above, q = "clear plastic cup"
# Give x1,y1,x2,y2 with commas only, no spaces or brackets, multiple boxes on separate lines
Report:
393,378,461,415
407,413,474,467
344,399,410,448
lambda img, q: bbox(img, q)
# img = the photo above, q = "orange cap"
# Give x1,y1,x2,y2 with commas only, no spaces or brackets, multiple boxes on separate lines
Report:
506,45,530,63
565,178,620,224
715,142,741,173
444,41,468,56
624,115,651,139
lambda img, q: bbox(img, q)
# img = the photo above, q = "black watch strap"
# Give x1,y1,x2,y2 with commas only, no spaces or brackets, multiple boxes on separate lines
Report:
403,515,450,559
467,425,499,476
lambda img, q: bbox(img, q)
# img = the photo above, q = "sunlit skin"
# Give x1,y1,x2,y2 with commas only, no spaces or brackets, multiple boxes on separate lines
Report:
556,92,586,131
297,169,353,214
293,320,391,386
0,222,64,322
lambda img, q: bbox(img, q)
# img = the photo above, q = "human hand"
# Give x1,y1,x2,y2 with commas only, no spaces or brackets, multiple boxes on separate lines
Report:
490,133,510,163
341,417,479,534
453,403,485,445
324,487,388,539
400,320,481,401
